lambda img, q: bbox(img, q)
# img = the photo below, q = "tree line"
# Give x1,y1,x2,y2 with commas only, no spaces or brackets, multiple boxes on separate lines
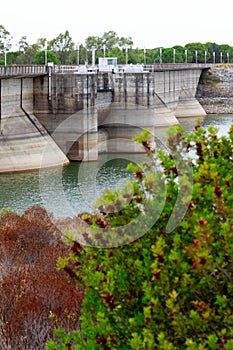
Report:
0,24,233,65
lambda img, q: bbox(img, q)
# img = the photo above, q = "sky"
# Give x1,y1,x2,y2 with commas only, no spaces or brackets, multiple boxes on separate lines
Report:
2,0,233,50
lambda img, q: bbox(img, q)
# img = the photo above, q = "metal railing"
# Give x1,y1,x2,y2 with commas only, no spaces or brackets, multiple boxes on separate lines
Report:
0,65,47,77
143,63,212,71
54,65,78,73
0,63,212,77
54,63,212,74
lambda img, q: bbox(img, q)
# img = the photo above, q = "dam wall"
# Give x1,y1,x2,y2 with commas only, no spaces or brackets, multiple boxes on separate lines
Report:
0,64,207,172
34,68,205,155
0,76,69,173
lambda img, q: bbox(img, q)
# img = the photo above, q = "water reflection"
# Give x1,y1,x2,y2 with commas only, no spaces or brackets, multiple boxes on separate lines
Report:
179,114,233,136
0,156,138,217
0,171,40,214
0,114,232,217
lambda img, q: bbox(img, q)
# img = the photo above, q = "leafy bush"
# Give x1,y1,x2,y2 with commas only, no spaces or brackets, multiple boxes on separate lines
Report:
0,205,84,350
47,124,233,350
200,70,221,85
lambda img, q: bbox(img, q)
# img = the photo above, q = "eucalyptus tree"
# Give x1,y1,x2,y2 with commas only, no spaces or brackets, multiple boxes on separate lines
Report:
101,30,133,51
15,37,41,64
85,35,103,52
49,30,75,64
85,31,133,62
84,36,103,63
0,25,12,64
18,36,29,53
21,44,42,64
0,25,12,52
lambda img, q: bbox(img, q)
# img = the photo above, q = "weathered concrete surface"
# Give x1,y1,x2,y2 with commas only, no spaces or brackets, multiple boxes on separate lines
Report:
152,69,206,118
0,66,206,173
48,107,99,161
100,70,205,152
197,64,233,113
0,77,69,173
35,69,205,154
35,74,99,161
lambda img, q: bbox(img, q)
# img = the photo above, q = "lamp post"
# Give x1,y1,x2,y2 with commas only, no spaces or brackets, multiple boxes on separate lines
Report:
125,46,128,64
91,46,96,68
77,42,80,65
227,52,229,63
85,46,88,67
195,50,198,64
103,44,106,58
204,50,207,64
220,52,222,64
185,49,187,64
44,40,47,65
173,48,176,64
4,50,7,66
152,47,163,63
213,51,215,64
144,47,146,65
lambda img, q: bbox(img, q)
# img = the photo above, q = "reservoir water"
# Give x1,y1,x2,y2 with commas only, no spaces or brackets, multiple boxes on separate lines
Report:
0,114,232,217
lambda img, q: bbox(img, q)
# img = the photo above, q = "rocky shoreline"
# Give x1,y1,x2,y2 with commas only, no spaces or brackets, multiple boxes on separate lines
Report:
196,64,233,114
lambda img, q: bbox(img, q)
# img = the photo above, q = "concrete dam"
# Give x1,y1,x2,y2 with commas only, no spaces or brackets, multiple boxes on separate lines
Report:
0,64,208,173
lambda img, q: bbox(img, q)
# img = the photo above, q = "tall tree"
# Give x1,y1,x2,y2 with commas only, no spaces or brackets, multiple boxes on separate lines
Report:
118,35,133,49
49,30,75,64
101,30,120,50
37,37,47,50
18,35,29,53
85,35,103,51
85,31,134,57
0,25,12,53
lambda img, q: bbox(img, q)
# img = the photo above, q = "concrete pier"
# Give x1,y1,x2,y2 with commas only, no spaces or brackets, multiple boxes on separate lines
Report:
0,76,69,173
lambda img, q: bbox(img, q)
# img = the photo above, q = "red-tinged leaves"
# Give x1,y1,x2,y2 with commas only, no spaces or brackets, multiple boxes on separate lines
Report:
0,207,84,350
157,254,165,264
135,170,143,179
214,186,222,197
71,240,82,255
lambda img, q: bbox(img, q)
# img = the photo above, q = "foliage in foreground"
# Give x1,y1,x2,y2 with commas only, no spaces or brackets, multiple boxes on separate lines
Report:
0,206,84,350
47,122,233,350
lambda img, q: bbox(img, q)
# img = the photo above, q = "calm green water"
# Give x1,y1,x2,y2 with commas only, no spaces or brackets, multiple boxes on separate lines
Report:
0,114,232,217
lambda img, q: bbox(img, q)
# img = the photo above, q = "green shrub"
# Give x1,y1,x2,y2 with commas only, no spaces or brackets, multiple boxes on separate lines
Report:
200,70,221,85
214,99,225,104
47,124,233,350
